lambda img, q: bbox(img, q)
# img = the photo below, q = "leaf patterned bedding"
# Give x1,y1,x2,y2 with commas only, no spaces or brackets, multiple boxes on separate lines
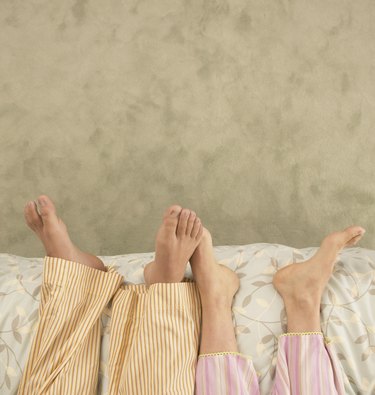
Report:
0,244,374,394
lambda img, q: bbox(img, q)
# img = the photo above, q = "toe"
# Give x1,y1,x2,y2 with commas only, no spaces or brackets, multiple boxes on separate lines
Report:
346,233,363,247
176,208,190,237
191,217,201,238
186,211,196,235
322,226,365,250
24,201,43,230
344,226,366,246
163,205,182,219
196,223,204,240
162,205,182,230
36,195,59,227
344,226,366,243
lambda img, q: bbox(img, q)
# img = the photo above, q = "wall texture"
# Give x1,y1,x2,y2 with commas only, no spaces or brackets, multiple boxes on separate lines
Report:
1,0,374,257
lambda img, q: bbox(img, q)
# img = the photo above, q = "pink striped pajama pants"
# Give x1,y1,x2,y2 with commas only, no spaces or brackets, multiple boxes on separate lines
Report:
195,332,346,395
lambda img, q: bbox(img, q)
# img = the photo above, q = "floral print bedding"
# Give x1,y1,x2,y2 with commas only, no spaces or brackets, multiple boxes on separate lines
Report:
0,244,374,394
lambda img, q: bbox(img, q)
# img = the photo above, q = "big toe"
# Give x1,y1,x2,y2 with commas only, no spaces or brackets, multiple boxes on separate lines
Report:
35,195,60,228
163,204,182,218
24,201,43,231
161,204,182,230
323,225,366,250
342,225,366,246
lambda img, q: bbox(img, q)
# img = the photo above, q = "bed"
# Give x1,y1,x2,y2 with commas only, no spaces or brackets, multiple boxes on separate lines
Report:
0,243,374,394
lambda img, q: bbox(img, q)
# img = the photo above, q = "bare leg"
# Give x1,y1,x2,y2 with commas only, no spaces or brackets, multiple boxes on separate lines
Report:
271,226,365,395
191,229,260,395
24,194,107,271
273,225,366,331
190,228,239,354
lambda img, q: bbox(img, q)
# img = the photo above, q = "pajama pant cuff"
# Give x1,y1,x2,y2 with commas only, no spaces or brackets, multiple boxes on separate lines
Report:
43,255,124,294
198,351,252,359
278,331,332,344
195,352,260,395
273,331,345,395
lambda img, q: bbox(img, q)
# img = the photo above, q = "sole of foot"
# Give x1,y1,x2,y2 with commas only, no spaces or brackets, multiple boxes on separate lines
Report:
190,227,240,307
273,225,366,304
144,205,204,286
24,194,106,271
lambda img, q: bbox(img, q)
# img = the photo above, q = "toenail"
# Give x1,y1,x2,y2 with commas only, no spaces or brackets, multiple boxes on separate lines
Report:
38,197,47,206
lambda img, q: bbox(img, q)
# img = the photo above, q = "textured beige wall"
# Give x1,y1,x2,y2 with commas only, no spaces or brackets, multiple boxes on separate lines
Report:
1,1,374,257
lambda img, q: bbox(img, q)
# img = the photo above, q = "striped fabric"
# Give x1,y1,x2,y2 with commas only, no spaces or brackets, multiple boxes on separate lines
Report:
195,333,346,395
108,282,201,394
272,333,346,395
195,353,260,395
18,256,346,395
18,256,201,395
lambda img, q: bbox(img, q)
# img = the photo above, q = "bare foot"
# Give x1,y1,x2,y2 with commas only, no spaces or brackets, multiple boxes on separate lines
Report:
144,205,204,285
190,228,239,308
24,195,107,271
273,225,366,305
191,228,240,354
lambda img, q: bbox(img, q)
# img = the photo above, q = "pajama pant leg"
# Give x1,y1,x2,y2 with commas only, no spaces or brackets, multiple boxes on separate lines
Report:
108,281,201,395
195,332,346,395
271,332,346,395
19,257,202,395
17,256,123,395
195,352,260,395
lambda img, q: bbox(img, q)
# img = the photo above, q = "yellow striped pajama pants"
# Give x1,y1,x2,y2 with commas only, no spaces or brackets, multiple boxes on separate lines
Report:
18,257,201,395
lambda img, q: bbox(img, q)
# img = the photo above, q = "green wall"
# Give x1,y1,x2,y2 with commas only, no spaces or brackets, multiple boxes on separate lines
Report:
1,0,374,257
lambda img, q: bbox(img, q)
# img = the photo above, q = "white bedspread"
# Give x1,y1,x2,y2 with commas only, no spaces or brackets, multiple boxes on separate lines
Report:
0,244,374,394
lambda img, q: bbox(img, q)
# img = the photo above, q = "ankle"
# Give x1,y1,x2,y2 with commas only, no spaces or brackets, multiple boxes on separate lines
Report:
283,290,321,309
201,294,233,312
284,297,321,332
